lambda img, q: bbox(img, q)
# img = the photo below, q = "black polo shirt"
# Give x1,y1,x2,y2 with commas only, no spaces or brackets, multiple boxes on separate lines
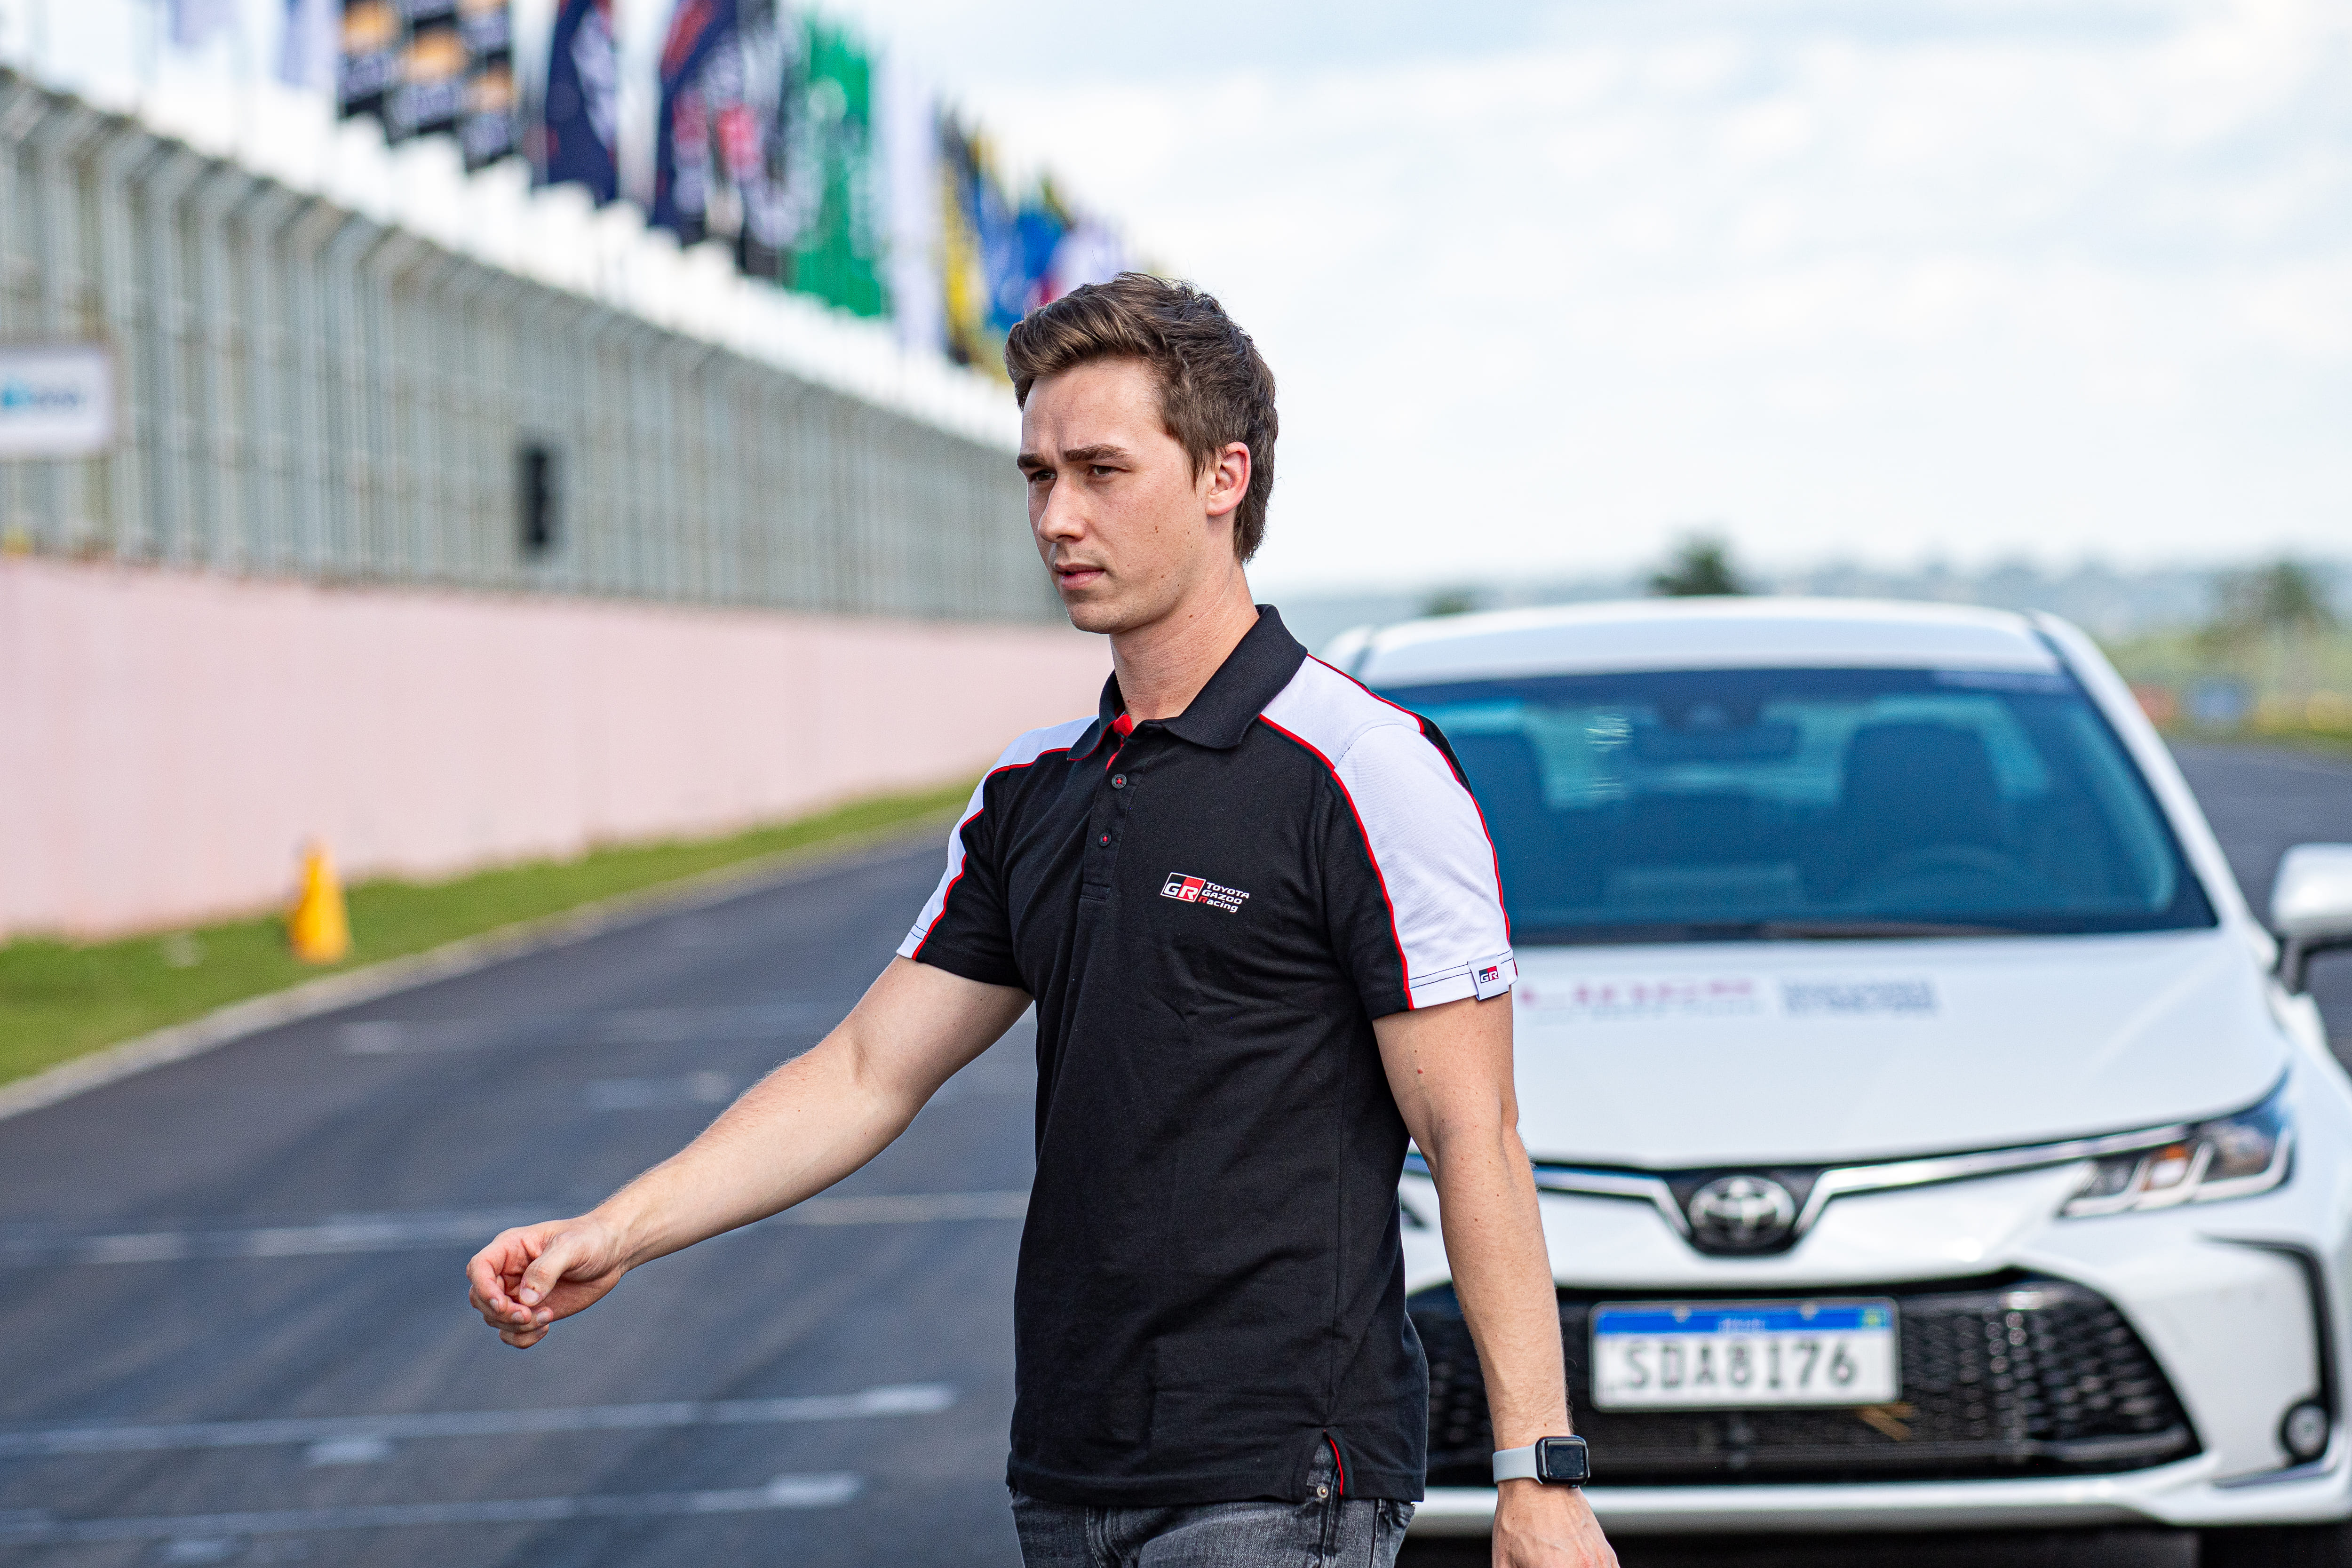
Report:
898,606,1516,1507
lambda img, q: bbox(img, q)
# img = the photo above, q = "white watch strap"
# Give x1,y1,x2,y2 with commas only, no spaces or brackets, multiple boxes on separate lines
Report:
1492,1444,1540,1483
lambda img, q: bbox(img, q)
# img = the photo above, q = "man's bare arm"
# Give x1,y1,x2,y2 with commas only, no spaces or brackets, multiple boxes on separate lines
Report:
466,957,1029,1347
1376,995,1616,1568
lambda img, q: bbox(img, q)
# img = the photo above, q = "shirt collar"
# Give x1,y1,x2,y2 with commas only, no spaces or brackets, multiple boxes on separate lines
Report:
1074,605,1309,759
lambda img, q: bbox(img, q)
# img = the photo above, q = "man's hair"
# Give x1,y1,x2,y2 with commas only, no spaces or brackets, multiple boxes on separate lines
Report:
1004,273,1278,563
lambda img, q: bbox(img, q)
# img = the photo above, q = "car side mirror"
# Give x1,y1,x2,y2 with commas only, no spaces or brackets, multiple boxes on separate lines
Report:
2273,844,2352,993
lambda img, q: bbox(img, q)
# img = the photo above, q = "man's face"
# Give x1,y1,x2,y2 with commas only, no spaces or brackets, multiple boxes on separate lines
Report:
1018,358,1243,637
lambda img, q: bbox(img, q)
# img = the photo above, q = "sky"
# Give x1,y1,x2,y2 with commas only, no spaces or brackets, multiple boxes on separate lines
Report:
818,0,2352,595
29,0,2352,596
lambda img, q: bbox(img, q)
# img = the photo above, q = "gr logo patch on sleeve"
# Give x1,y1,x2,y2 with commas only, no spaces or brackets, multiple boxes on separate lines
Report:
1472,956,1515,1000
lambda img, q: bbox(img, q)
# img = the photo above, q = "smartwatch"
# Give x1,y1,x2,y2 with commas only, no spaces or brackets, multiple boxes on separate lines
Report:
1492,1435,1590,1486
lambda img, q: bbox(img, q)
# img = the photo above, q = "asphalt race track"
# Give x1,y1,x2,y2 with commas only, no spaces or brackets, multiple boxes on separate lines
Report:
1,742,2347,1568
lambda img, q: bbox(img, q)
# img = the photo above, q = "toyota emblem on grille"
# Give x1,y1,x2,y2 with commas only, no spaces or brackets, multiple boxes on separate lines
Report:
1686,1174,1798,1252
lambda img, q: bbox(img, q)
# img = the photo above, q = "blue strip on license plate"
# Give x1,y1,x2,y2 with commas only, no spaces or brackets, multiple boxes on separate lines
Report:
1595,1303,1891,1337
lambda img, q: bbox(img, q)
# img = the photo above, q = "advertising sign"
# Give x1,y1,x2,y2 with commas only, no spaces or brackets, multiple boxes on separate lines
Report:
0,343,115,459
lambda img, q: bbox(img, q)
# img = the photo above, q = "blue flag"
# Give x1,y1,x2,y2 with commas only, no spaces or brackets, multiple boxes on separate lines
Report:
542,0,618,202
651,0,739,239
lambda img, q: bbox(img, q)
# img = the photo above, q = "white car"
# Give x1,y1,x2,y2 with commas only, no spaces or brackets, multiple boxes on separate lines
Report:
1325,598,2352,1563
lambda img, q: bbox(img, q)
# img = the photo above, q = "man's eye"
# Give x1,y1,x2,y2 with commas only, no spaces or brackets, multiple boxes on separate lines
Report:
1025,470,1051,485
1089,465,1117,478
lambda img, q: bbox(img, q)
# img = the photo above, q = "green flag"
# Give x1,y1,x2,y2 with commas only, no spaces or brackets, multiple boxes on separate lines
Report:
789,19,883,318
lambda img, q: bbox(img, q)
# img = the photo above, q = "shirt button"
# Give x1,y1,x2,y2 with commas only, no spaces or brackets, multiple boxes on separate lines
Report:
1098,834,1111,846
1111,774,1127,789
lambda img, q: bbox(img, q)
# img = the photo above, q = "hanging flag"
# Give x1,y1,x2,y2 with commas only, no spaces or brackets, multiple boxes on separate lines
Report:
171,0,238,50
786,17,882,317
975,141,1023,336
1013,185,1068,315
651,0,739,241
936,112,990,370
875,48,942,355
456,0,516,169
278,0,337,90
338,0,402,121
1045,219,1128,301
729,0,795,281
541,0,619,200
387,0,467,143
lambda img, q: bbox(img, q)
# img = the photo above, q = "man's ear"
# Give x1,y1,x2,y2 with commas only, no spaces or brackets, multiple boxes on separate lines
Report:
1202,442,1251,520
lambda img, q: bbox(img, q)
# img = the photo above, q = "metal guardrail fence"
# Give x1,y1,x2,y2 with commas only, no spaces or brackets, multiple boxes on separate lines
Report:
0,74,1055,624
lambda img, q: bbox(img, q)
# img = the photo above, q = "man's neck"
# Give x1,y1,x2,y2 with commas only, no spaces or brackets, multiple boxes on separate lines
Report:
1109,571,1262,723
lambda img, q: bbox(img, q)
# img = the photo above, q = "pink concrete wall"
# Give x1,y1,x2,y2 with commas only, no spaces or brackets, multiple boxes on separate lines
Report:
0,557,1108,940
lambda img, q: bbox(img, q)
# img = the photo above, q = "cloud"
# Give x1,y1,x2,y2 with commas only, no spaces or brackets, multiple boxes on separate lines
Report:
850,0,2352,587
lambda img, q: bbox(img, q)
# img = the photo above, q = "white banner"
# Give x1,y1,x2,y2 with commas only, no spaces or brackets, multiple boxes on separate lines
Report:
0,343,115,458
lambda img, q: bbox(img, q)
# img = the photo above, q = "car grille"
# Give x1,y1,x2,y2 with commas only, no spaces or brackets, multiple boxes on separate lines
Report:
1414,1275,2199,1487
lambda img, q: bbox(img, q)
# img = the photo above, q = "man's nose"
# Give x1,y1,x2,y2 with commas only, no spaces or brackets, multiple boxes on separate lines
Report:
1035,478,1085,541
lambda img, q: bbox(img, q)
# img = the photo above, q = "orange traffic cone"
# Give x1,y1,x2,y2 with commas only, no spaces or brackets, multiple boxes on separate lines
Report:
288,841,351,964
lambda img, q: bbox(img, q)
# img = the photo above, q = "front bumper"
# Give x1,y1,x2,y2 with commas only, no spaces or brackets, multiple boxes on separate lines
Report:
1411,1448,2352,1536
1396,1062,2352,1536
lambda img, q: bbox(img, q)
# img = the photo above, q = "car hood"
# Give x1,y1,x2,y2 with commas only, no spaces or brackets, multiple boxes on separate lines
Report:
1508,929,2285,1168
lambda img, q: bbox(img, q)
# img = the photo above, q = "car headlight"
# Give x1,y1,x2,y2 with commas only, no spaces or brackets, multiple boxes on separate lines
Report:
2061,1089,2292,1217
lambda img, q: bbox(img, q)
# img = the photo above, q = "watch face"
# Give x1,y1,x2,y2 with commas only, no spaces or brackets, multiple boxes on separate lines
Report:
1536,1436,1591,1484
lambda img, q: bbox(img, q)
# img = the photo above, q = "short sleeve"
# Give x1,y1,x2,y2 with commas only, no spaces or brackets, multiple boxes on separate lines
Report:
898,774,1024,989
1318,719,1516,1016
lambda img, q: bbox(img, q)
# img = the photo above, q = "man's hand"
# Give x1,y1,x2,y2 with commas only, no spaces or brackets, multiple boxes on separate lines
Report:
461,958,1030,1349
466,1216,629,1348
1494,1482,1618,1568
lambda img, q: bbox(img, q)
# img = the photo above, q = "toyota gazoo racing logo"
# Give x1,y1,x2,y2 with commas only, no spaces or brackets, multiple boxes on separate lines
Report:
1160,872,1250,914
1477,963,1503,986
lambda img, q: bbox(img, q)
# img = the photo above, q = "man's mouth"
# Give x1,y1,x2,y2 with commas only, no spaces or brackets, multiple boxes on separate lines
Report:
1054,563,1107,590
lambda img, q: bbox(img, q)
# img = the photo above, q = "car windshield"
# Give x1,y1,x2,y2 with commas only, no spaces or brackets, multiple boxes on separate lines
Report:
1383,666,2215,942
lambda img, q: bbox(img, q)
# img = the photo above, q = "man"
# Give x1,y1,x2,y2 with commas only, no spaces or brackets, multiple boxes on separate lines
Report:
467,275,1616,1568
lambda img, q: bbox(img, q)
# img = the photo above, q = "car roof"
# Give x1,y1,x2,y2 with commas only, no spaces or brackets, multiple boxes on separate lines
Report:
1335,597,2062,689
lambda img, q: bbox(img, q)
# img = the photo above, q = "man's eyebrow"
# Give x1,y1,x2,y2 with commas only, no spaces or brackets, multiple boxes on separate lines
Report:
1015,444,1134,473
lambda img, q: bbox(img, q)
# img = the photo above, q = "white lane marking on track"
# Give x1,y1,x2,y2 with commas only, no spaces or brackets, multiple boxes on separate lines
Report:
336,1002,838,1055
0,1473,862,1544
0,1384,954,1457
584,1071,735,1110
5,1193,1029,1267
305,1435,394,1465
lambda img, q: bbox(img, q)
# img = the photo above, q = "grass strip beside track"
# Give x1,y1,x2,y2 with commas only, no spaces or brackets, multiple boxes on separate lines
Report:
0,783,969,1089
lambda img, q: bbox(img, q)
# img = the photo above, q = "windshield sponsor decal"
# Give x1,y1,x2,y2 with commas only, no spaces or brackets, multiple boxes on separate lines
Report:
1518,975,1938,1020
1780,979,1936,1016
1517,976,1770,1020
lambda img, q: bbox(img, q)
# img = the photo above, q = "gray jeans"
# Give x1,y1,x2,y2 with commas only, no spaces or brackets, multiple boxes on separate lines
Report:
1009,1449,1414,1568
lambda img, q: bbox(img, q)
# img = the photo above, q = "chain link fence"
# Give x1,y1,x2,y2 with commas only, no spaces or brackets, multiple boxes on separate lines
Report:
0,74,1055,624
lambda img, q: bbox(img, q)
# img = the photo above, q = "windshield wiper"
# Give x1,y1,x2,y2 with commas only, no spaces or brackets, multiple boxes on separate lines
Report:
1749,919,2028,939
1512,918,2033,944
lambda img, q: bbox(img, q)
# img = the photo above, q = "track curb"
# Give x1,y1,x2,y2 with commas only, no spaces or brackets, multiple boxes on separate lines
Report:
0,816,950,1125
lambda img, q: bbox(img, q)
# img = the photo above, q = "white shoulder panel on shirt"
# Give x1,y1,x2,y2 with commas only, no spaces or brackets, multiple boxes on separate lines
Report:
898,715,1094,959
1260,660,1515,1009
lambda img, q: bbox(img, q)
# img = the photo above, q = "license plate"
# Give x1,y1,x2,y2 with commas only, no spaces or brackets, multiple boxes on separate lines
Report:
1589,1299,1899,1410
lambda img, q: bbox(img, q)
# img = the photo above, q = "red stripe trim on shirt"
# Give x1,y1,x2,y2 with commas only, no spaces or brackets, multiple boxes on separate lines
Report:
908,749,1070,959
1327,1435,1348,1496
1258,715,1415,1009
